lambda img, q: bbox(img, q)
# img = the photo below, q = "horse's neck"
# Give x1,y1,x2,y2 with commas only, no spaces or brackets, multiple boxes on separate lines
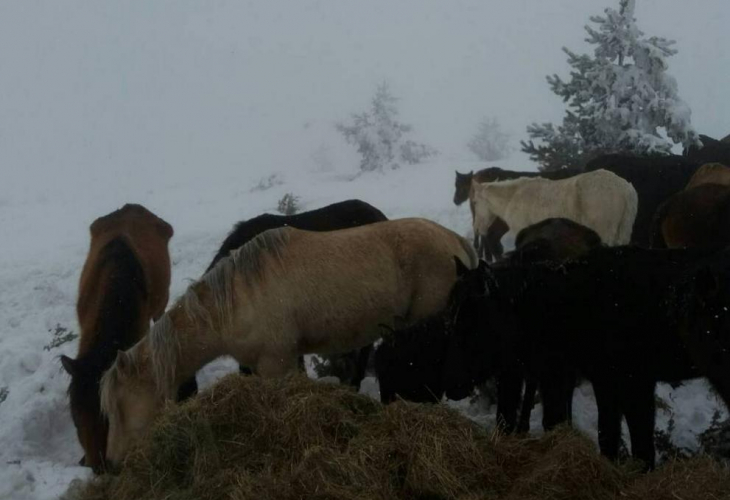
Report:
162,307,228,389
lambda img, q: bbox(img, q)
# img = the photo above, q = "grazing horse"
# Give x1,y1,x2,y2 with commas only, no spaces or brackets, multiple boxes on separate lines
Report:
585,154,701,246
453,167,580,261
472,169,637,247
685,163,730,189
652,184,730,249
443,245,730,469
374,315,450,404
100,218,477,465
60,204,194,473
206,199,388,386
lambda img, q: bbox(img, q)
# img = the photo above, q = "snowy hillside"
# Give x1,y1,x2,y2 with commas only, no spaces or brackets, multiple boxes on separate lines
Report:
0,159,726,500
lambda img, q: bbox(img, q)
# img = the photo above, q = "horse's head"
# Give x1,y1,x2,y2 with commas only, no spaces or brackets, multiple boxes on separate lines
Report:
100,349,163,468
453,170,474,205
61,355,108,473
442,258,497,400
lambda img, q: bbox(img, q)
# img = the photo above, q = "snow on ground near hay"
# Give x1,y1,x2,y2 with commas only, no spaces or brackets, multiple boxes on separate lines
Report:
0,159,726,500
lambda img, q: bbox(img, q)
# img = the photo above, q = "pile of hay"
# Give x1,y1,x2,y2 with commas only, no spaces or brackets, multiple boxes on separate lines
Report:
64,375,730,500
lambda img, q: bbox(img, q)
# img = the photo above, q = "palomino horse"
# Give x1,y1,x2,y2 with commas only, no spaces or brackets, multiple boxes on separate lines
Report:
651,183,730,249
100,218,477,464
685,163,730,189
60,204,191,472
472,169,637,247
206,199,388,387
453,167,580,261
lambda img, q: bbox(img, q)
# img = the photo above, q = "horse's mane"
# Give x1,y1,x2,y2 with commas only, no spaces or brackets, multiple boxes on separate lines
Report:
100,227,292,418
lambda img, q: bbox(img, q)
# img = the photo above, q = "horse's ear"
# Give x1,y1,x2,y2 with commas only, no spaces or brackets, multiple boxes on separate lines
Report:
60,355,77,377
454,256,470,278
115,350,131,374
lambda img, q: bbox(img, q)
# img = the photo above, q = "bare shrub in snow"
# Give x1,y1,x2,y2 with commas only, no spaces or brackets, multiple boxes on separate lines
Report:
468,117,510,162
522,0,700,171
44,324,77,351
337,82,436,172
277,193,300,215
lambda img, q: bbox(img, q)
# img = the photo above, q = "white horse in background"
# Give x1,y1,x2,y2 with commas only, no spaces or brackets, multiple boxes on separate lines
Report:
472,168,638,246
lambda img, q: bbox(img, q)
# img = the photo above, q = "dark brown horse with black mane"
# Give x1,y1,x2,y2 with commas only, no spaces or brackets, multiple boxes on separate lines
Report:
453,167,581,260
61,204,196,473
444,245,730,469
206,199,388,386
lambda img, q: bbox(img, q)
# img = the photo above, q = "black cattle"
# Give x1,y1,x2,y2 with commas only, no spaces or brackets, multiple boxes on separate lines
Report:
444,246,730,469
207,199,387,388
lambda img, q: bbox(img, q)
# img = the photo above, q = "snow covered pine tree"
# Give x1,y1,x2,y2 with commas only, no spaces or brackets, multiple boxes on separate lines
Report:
337,83,436,172
521,0,700,171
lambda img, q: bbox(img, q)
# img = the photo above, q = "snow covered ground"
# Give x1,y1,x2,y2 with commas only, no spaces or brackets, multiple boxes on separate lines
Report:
0,159,726,500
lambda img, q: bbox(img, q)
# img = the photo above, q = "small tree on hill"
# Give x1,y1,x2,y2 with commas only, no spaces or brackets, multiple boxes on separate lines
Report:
522,0,700,171
337,83,436,172
467,117,510,162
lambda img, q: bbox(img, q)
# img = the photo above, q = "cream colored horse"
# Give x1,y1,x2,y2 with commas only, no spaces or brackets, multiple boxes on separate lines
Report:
472,169,638,246
100,217,477,464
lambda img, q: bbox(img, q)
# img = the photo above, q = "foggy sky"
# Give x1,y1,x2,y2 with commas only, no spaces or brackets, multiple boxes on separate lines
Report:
0,0,727,198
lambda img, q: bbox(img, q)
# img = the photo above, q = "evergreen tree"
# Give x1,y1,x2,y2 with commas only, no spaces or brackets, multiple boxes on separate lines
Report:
522,0,700,171
467,117,510,162
337,83,436,172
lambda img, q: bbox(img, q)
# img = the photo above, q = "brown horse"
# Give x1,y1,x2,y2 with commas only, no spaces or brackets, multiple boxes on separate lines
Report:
100,218,477,465
685,163,730,189
512,218,603,263
652,183,730,249
60,204,177,473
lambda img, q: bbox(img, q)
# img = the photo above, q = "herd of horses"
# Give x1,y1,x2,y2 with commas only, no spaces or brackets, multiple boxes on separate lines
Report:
59,135,730,474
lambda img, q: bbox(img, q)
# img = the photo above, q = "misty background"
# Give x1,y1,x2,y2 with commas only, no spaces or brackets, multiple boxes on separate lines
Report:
0,0,727,204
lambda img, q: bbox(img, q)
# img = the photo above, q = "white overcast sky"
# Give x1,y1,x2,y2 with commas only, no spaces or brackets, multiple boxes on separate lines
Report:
0,0,727,197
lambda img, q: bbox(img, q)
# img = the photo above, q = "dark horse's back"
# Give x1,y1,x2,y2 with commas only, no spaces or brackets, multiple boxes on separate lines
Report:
206,199,387,272
585,154,701,247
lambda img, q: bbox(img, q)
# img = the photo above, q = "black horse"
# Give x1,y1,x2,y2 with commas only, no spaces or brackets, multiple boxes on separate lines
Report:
444,246,730,469
207,199,387,387
584,154,701,247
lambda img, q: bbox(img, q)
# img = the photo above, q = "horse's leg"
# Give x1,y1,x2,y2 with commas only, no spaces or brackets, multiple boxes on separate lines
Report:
486,218,508,262
517,377,538,434
621,377,657,470
352,344,373,390
540,368,574,431
496,370,522,433
592,377,623,462
176,376,199,401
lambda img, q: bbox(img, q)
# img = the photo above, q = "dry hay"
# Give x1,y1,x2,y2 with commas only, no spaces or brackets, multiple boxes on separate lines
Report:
63,375,730,500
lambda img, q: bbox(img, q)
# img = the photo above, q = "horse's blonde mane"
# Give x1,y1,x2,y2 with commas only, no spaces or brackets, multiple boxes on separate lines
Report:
99,227,293,420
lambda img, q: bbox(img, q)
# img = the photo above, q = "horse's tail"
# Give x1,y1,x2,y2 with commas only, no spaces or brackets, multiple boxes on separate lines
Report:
615,181,639,245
